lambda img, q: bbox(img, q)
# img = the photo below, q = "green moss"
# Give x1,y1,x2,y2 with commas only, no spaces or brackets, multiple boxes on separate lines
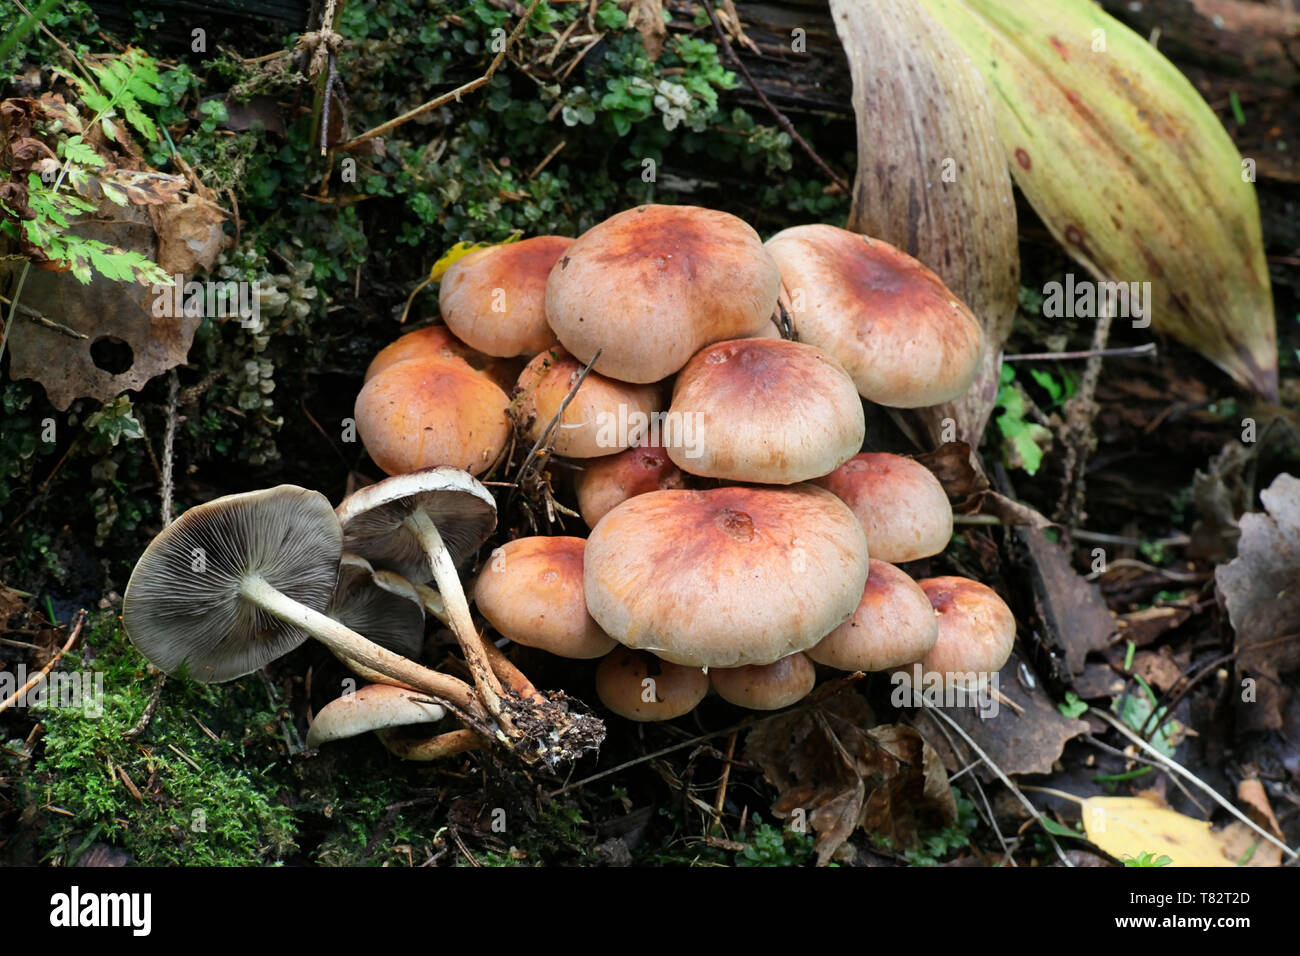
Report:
32,612,297,865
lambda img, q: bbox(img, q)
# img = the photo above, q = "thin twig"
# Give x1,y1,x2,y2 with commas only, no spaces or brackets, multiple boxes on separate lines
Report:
160,370,179,527
338,0,544,152
1003,344,1156,363
0,609,85,715
122,673,167,742
528,139,568,180
700,1,849,193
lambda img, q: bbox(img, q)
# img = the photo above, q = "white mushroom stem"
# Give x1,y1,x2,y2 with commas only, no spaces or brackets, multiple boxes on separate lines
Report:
240,574,486,722
406,511,513,724
415,584,544,705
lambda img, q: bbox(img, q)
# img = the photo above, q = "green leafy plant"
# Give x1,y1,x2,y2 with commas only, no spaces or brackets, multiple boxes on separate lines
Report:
735,816,814,867
994,364,1052,475
898,789,980,866
2,48,172,288
1112,676,1181,759
1123,851,1173,867
1058,691,1088,719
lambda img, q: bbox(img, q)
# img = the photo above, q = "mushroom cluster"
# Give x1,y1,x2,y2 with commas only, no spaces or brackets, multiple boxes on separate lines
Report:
347,203,1015,725
122,203,1020,769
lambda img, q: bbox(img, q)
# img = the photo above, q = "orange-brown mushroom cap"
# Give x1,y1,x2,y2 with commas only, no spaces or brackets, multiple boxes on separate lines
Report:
813,453,953,563
765,224,983,407
667,338,865,484
807,559,938,671
440,236,572,357
585,485,869,667
365,326,522,393
355,356,511,477
574,443,685,529
595,647,710,721
545,205,781,383
710,653,816,710
902,576,1016,691
473,536,616,659
512,347,662,458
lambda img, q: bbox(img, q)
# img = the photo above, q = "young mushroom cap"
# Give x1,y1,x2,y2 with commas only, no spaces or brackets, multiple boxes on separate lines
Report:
366,326,473,381
666,338,865,484
306,684,447,748
902,576,1017,691
328,553,425,664
812,453,953,563
439,235,572,357
807,559,939,671
473,536,616,659
355,355,511,477
123,485,343,682
513,346,662,458
545,204,781,383
585,485,869,668
574,443,685,529
710,653,816,711
764,224,984,407
595,647,710,722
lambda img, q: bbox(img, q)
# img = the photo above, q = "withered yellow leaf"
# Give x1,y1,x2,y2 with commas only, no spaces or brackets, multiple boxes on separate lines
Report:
1081,795,1233,867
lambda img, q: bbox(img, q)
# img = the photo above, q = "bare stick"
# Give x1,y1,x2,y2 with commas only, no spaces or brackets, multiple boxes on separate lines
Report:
0,609,85,715
339,0,544,152
1003,343,1156,363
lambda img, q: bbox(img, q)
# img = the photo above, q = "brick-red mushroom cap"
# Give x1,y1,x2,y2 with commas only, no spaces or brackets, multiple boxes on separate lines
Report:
807,559,938,672
574,443,685,530
595,647,710,722
512,346,661,459
440,236,572,358
667,338,864,484
900,577,1016,692
710,653,816,710
813,453,952,563
473,536,616,659
545,205,781,383
584,485,869,668
765,224,983,408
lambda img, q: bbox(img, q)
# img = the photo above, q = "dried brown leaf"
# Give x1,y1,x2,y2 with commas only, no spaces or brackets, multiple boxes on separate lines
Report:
4,201,201,410
746,694,955,864
1216,473,1300,729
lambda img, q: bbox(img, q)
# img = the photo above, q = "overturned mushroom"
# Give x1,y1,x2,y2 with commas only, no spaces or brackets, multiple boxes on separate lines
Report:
336,468,604,761
122,485,484,721
307,683,447,748
329,553,425,666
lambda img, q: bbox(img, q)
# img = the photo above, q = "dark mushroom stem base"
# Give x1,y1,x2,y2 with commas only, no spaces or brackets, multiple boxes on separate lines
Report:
239,573,488,726
412,581,604,766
